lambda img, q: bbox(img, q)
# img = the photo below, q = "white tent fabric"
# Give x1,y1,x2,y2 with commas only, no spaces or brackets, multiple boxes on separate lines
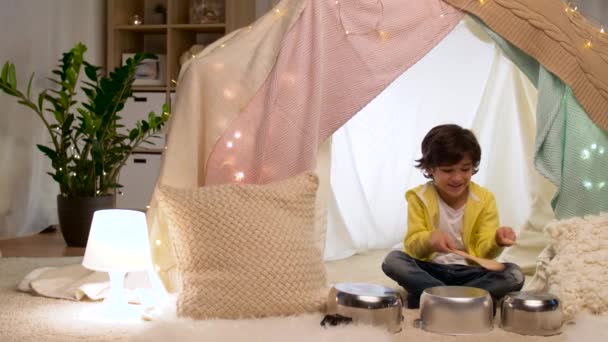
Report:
0,0,104,238
324,17,556,264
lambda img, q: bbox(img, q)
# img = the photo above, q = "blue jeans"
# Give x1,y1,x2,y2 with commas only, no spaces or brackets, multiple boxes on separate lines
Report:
381,250,524,309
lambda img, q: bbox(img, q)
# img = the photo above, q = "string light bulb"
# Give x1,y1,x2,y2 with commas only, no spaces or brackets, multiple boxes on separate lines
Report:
565,1,578,13
585,40,592,48
378,30,389,41
234,171,245,182
155,240,162,246
337,0,384,38
234,131,242,139
273,8,286,17
223,88,235,99
226,141,234,148
582,180,593,190
479,0,486,4
601,26,605,34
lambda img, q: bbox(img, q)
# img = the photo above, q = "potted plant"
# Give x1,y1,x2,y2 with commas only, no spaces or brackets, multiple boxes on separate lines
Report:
0,42,169,246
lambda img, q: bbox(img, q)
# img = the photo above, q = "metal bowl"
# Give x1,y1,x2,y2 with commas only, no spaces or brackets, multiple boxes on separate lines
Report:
500,291,562,336
418,286,493,335
327,283,403,333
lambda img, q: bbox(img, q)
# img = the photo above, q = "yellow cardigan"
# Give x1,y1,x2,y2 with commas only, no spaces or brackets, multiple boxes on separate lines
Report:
403,181,504,261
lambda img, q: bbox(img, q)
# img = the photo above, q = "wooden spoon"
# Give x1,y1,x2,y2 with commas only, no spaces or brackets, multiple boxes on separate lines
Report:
451,249,506,272
501,238,516,246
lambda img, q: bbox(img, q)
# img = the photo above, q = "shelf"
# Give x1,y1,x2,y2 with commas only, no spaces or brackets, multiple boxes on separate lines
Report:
132,85,168,92
108,0,255,99
115,24,168,32
170,23,226,33
132,148,165,154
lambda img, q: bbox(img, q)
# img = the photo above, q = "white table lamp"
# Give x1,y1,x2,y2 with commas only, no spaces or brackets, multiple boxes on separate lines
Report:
83,209,153,309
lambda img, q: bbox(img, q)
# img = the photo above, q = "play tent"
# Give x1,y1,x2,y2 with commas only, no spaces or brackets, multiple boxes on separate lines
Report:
148,0,608,290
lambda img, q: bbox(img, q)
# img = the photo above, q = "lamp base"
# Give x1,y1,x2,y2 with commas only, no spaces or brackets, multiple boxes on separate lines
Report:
103,271,128,311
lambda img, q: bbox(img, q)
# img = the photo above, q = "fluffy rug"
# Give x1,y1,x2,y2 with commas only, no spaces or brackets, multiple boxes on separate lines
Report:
132,314,392,342
0,257,148,342
1,252,608,341
525,213,608,320
133,310,608,342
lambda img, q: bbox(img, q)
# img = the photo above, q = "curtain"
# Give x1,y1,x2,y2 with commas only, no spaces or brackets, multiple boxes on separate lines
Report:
325,16,556,264
0,0,104,238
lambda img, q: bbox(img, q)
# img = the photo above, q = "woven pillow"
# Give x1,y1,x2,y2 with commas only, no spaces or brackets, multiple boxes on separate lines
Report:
157,172,327,319
532,213,608,320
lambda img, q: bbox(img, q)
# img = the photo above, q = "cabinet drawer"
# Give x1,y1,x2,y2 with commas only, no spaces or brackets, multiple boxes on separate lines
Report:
116,153,161,210
121,92,166,150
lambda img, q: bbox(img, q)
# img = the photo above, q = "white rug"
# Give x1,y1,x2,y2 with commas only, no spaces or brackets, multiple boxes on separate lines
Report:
1,251,607,341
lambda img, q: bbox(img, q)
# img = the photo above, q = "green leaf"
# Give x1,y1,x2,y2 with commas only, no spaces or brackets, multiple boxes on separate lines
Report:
37,90,46,111
1,62,9,82
83,62,100,82
7,63,17,88
36,144,57,161
26,73,34,99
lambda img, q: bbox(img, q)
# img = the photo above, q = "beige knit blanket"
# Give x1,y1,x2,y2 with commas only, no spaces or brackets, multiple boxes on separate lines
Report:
444,0,608,130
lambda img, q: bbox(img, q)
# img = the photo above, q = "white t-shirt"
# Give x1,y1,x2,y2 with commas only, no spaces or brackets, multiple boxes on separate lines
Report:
431,194,468,265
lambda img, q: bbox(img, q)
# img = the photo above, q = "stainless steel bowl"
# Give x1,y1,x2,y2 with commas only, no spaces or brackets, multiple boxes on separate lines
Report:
418,286,493,335
327,283,403,333
500,291,562,336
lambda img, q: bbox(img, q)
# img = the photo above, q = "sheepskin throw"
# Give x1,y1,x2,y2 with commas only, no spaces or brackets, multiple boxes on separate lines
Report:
157,172,327,319
528,213,608,320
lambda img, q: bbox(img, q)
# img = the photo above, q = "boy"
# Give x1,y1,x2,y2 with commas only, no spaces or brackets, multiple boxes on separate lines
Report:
382,124,524,309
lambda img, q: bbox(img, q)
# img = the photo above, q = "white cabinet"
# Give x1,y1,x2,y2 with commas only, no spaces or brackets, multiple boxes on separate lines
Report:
121,92,167,150
116,153,161,210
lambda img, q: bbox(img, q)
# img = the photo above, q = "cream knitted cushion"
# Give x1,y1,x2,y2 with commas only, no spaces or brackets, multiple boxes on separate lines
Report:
528,213,608,320
157,172,327,319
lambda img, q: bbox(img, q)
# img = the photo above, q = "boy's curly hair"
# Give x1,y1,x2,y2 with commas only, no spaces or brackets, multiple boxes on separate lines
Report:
415,124,481,179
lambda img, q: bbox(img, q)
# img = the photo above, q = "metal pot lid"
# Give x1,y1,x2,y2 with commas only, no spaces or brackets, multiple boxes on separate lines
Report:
503,291,560,312
334,283,400,309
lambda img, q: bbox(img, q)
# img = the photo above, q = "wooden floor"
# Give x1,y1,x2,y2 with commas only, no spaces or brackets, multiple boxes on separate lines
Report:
0,229,85,257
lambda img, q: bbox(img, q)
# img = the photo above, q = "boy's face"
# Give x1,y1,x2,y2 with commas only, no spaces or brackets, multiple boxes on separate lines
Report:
428,155,473,205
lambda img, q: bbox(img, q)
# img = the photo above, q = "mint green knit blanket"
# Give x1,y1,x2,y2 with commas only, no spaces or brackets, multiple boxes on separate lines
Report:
478,18,608,219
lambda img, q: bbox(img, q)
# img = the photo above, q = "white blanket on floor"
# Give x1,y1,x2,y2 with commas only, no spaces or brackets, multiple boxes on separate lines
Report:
16,263,158,303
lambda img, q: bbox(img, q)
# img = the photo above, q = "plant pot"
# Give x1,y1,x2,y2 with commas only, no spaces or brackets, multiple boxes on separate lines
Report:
57,195,115,247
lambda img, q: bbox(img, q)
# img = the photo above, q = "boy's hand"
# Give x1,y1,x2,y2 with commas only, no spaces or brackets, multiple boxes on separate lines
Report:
429,230,457,253
495,227,516,247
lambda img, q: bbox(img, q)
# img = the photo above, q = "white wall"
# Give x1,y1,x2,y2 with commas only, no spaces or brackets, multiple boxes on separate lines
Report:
0,0,104,238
